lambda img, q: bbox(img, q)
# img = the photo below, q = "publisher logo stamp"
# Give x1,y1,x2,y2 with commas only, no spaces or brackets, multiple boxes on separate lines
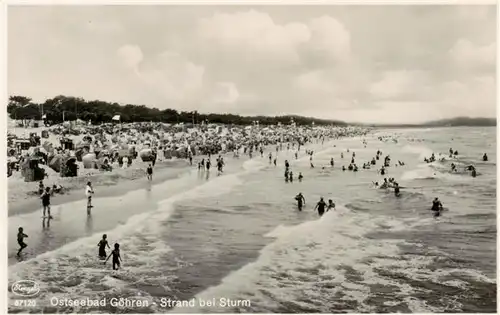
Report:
11,280,40,297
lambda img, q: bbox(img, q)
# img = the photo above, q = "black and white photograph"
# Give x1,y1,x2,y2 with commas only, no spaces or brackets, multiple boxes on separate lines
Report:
4,2,497,313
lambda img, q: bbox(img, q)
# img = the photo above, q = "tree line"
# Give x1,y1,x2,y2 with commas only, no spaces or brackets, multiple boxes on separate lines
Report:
7,95,348,126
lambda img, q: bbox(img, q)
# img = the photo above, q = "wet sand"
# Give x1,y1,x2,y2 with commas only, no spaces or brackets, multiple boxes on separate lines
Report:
8,152,250,266
8,159,192,216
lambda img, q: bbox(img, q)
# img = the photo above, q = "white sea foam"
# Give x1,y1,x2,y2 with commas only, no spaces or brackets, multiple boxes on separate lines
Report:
8,170,246,311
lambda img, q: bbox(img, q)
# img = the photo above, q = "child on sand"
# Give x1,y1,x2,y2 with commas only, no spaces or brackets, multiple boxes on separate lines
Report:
97,234,110,259
104,243,122,270
17,227,28,256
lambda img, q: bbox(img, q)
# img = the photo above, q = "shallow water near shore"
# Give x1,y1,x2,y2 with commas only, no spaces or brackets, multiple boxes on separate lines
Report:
7,127,496,313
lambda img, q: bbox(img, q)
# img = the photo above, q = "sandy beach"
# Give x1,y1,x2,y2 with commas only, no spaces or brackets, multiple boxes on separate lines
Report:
8,158,191,216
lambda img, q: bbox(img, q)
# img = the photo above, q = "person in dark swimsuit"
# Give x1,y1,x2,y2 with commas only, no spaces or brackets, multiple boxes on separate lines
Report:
146,164,153,181
98,234,110,259
295,193,305,211
17,227,28,256
327,199,335,211
41,187,53,218
431,197,443,217
394,183,401,197
105,243,122,270
315,197,327,216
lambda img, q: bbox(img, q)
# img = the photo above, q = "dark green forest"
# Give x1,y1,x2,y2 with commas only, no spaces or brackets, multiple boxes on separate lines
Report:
7,95,348,126
7,95,496,127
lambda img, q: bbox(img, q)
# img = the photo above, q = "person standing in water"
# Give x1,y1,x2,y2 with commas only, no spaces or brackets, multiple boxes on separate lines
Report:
394,183,401,197
146,164,153,181
41,187,53,219
298,172,303,182
431,197,443,217
295,193,306,211
105,243,122,270
315,197,327,216
85,181,95,213
98,234,110,259
217,156,224,175
17,227,28,256
327,199,335,211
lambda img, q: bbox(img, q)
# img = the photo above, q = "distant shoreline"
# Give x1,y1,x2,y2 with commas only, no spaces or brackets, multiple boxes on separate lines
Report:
369,124,496,129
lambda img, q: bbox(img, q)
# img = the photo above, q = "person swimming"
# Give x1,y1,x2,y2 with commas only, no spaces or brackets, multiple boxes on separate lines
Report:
342,166,346,171
380,167,386,176
380,178,389,189
483,153,488,162
295,193,306,211
330,158,334,167
98,234,110,259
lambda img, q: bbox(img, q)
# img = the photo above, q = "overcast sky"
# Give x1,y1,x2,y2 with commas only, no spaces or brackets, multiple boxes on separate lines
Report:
8,5,496,123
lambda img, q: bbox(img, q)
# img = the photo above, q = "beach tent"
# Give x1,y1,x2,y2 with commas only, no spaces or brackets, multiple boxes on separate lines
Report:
82,153,97,169
21,157,46,182
48,154,64,173
139,148,155,162
61,156,78,177
97,156,112,171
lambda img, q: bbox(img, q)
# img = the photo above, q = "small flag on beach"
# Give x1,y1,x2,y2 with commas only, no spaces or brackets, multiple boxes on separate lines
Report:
112,115,121,121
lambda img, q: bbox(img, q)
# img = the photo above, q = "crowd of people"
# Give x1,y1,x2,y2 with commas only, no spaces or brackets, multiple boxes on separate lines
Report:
16,123,489,267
